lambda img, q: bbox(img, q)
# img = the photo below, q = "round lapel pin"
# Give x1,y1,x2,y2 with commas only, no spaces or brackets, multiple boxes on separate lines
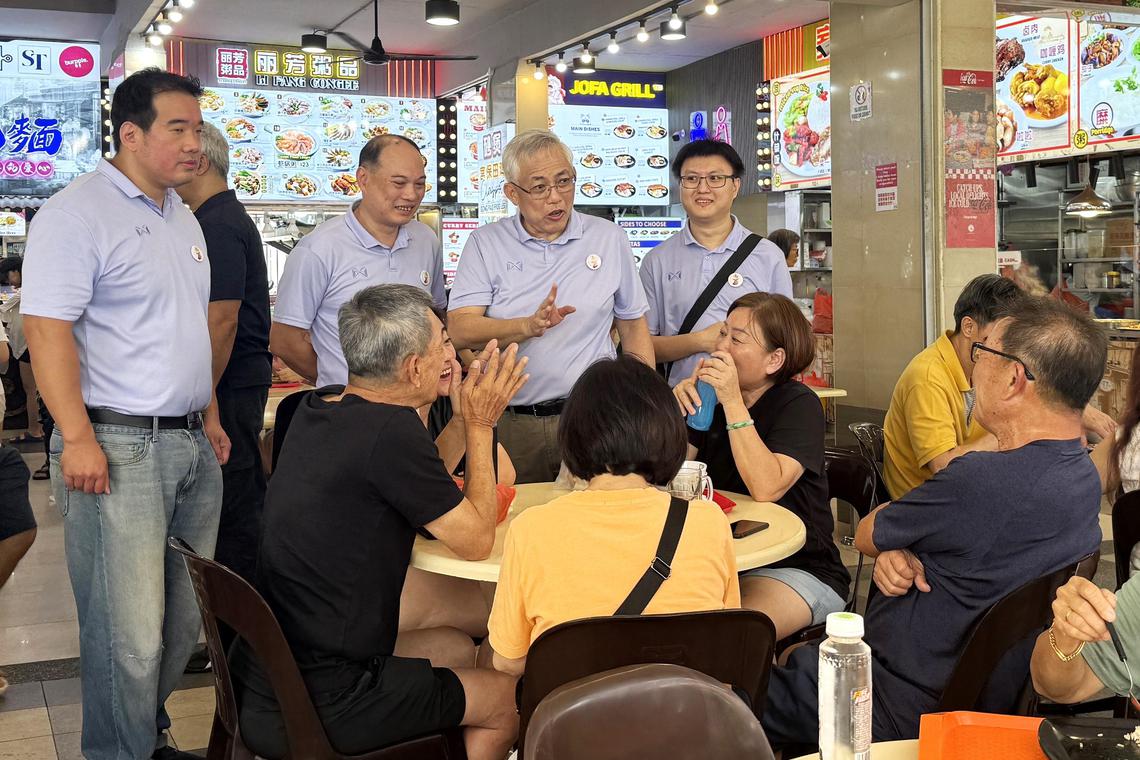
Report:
585,254,602,271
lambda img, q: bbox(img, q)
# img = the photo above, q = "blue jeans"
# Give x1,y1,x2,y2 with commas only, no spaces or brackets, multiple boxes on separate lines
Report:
50,423,222,760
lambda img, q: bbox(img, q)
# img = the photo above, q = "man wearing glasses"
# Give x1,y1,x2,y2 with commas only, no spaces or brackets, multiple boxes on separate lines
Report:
272,135,445,388
639,139,791,387
448,130,653,483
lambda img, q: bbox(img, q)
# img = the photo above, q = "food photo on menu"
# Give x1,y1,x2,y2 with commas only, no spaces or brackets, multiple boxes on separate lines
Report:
994,16,1074,158
201,86,438,203
1078,17,1140,144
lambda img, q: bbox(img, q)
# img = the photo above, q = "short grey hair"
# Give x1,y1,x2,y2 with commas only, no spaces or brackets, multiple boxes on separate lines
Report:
200,122,229,178
338,284,434,383
502,128,573,185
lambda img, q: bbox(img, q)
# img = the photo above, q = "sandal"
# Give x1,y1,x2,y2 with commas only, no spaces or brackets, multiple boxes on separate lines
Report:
10,433,43,444
32,462,49,480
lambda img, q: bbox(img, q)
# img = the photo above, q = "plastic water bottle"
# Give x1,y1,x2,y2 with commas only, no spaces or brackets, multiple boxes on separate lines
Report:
818,612,873,760
686,380,719,432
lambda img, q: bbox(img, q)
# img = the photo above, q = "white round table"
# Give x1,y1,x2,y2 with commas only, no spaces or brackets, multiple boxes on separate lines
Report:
789,739,918,760
410,482,807,583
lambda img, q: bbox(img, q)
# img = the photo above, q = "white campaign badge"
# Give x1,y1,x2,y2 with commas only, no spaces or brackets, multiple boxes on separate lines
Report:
191,245,205,262
585,254,602,271
421,270,431,286
728,272,744,287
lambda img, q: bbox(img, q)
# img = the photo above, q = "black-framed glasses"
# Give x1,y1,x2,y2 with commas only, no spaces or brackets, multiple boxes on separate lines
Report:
509,176,577,197
971,342,1036,380
679,174,738,189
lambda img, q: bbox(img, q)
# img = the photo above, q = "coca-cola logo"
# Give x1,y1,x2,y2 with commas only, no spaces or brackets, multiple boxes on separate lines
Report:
959,72,978,85
59,46,94,78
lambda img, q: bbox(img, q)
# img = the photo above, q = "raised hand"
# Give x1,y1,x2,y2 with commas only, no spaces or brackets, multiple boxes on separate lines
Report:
527,284,577,338
461,342,529,428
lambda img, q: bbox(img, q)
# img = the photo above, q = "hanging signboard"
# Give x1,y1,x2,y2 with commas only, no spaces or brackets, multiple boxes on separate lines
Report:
478,123,515,223
441,217,480,287
617,217,684,268
771,67,831,191
457,96,487,205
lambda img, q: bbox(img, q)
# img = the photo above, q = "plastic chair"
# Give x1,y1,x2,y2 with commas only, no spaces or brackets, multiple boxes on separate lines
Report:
939,551,1099,714
524,663,775,760
167,537,467,760
515,609,776,759
1113,489,1140,590
848,422,892,504
270,389,311,474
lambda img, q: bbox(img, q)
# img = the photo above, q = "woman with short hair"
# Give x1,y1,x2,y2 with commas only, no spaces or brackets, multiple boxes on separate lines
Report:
488,356,740,675
767,229,801,269
675,292,848,640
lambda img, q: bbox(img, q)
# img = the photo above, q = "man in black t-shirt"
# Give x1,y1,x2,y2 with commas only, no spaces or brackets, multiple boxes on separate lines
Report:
232,284,527,760
177,123,272,585
762,298,1107,745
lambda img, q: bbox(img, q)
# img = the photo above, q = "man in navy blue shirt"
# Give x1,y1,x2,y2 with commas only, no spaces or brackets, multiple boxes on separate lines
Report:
762,297,1105,744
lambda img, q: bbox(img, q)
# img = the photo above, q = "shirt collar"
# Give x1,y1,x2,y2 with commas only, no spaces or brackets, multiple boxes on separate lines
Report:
510,209,584,246
345,202,409,253
935,331,972,393
681,215,749,254
193,189,238,220
97,159,178,217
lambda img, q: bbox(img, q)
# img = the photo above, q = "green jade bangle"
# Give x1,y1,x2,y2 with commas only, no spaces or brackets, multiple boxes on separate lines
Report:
726,420,755,431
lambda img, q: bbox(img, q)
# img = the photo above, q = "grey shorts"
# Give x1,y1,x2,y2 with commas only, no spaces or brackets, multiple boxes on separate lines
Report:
742,566,846,625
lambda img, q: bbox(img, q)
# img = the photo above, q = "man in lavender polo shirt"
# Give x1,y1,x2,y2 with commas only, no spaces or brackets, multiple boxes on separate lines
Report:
22,69,228,760
640,140,792,386
448,129,654,483
271,134,444,388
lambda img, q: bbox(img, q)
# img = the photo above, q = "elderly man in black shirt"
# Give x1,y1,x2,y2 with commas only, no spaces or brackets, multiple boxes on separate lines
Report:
232,284,527,760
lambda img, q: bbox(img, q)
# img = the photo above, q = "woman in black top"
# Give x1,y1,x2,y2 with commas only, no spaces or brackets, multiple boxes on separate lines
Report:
675,292,849,640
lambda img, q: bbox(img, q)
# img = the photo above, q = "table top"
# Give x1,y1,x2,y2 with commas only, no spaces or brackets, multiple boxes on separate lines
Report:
410,482,807,583
811,387,848,399
263,385,312,431
789,740,917,760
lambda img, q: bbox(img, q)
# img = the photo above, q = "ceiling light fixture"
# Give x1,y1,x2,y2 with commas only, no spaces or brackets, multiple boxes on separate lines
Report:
580,45,592,63
300,32,327,53
156,13,173,35
533,62,545,79
573,55,596,74
555,53,567,73
636,21,650,42
166,2,184,23
1065,160,1113,218
425,0,461,26
607,33,620,54
145,28,163,46
668,7,683,30
180,0,193,6
661,19,686,40
705,0,718,14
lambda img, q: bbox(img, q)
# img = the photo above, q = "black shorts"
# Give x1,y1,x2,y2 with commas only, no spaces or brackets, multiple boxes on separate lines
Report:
0,446,34,541
239,656,466,757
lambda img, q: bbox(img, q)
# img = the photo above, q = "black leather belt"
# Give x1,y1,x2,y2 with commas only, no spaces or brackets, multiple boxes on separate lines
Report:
87,408,204,430
508,399,566,417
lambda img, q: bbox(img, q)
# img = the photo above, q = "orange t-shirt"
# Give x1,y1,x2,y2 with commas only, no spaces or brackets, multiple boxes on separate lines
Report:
488,487,741,659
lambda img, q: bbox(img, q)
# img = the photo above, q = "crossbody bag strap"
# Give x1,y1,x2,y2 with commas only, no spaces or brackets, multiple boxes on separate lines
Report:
614,496,690,616
661,233,765,381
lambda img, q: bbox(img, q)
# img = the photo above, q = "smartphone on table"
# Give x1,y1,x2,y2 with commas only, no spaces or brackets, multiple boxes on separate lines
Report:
731,520,769,539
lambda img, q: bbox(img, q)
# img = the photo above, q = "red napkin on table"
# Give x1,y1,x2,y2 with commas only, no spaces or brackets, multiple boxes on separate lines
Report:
453,478,516,524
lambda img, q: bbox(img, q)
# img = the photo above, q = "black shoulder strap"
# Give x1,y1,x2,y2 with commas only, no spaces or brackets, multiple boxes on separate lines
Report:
614,496,689,616
662,233,765,380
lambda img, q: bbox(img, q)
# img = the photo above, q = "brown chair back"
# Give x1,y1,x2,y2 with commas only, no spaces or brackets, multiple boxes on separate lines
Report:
270,389,312,473
168,538,466,760
1113,490,1140,590
938,551,1099,713
525,664,775,760
516,609,776,758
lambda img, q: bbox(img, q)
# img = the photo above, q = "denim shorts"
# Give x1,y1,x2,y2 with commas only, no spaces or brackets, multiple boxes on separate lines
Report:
742,566,846,625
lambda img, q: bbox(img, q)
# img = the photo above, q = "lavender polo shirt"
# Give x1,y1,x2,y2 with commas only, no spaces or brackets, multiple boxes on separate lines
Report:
448,211,649,405
21,160,213,416
273,206,445,388
640,217,793,385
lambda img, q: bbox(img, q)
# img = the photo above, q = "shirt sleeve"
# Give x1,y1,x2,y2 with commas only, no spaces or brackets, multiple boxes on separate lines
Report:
487,519,534,659
769,248,794,298
760,386,826,476
272,240,328,330
902,379,963,468
871,456,996,560
613,228,650,320
368,409,464,528
428,236,447,310
20,208,99,321
639,252,663,336
446,232,492,310
201,221,248,303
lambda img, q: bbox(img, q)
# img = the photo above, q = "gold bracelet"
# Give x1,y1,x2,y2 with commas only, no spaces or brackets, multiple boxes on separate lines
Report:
1048,627,1086,662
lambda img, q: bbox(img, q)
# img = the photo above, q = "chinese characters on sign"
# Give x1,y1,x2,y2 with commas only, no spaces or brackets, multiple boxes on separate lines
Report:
216,48,249,83
478,123,515,223
244,47,362,92
0,117,63,156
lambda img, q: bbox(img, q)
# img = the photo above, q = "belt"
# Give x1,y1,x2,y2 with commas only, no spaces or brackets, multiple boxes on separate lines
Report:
87,408,204,430
508,399,566,417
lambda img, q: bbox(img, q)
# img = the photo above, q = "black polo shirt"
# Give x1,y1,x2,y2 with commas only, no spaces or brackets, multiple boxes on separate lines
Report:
194,189,271,391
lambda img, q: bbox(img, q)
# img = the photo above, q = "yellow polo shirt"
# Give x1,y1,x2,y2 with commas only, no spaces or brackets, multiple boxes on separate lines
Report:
883,332,988,499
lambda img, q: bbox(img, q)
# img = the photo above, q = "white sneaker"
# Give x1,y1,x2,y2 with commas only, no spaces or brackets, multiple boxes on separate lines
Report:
48,494,55,505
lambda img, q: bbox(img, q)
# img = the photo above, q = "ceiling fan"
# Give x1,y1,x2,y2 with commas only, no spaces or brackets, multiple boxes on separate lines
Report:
311,0,478,65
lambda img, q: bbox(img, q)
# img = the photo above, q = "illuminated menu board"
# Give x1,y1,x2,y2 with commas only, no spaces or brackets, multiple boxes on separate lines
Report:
457,98,487,205
200,86,437,204
771,68,831,191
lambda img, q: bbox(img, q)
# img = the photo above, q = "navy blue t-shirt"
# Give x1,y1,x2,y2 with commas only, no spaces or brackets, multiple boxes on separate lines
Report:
867,438,1101,739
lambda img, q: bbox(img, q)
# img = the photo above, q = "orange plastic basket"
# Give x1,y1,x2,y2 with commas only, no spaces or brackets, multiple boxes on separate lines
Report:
918,712,1047,760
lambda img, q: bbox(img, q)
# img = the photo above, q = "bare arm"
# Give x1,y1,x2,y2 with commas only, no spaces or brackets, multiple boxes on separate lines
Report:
492,649,526,677
615,316,654,367
651,321,722,364
1031,577,1116,703
927,432,999,475
0,340,8,374
208,300,240,389
269,322,318,385
1091,439,1114,495
854,503,886,557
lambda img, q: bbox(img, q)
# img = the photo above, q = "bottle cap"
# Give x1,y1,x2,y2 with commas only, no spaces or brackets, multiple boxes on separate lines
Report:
826,612,864,639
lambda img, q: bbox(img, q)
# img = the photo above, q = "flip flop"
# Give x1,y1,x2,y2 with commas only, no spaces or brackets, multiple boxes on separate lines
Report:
9,433,43,444
32,463,49,480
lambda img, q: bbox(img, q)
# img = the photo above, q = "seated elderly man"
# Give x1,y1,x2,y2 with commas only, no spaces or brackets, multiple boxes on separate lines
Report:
1031,574,1140,710
762,297,1105,744
230,284,528,760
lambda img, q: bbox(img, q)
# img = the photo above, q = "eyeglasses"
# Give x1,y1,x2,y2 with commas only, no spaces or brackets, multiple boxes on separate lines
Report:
970,342,1036,381
679,174,737,189
509,176,577,198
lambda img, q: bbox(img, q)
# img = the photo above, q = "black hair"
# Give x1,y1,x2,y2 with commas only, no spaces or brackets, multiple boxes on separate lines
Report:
558,356,687,486
110,68,203,151
0,258,23,278
767,229,801,258
359,134,421,168
1000,297,1106,412
672,139,745,181
953,274,1026,334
